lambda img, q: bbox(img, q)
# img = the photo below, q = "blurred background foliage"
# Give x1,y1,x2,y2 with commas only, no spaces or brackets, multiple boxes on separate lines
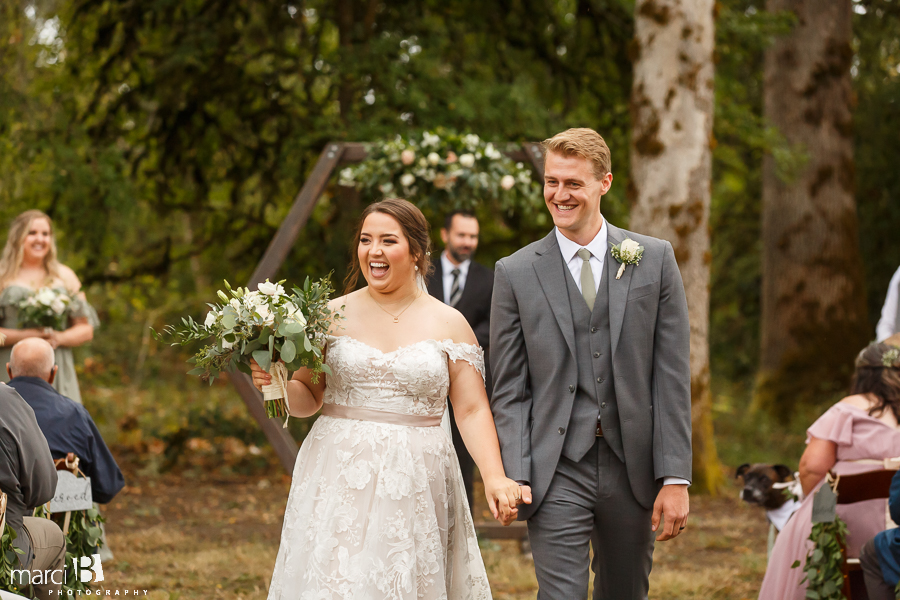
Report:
1,0,898,472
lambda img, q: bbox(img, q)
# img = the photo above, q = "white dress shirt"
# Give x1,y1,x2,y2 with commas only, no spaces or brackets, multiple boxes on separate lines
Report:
876,266,900,341
555,223,689,488
441,252,470,304
555,222,607,295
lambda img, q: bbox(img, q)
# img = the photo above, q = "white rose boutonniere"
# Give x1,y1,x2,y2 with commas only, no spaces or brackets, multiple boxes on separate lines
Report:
611,238,644,280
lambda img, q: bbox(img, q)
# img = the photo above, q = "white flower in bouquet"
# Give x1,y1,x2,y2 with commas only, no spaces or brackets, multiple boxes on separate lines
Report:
500,175,516,190
400,150,415,165
35,288,57,305
154,278,343,427
427,152,441,165
50,298,67,315
258,281,285,296
459,153,475,168
400,173,416,187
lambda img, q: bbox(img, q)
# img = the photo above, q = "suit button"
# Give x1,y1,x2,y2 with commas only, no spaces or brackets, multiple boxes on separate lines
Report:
569,385,575,393
593,352,600,358
597,377,603,383
591,327,597,333
601,402,607,409
558,427,566,434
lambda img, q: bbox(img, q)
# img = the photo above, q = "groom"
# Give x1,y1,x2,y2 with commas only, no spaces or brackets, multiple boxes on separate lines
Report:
490,128,692,599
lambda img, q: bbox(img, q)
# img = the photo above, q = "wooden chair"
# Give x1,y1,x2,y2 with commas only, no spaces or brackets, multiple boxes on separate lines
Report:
834,469,897,600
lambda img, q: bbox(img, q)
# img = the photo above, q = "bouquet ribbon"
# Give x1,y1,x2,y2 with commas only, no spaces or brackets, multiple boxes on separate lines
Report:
262,362,290,428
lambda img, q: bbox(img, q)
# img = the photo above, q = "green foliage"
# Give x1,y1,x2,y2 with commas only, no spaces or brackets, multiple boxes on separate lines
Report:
0,524,26,595
155,277,340,386
34,503,105,595
792,516,849,600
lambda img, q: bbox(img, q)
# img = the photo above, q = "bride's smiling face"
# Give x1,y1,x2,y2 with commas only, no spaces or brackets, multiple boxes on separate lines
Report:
358,212,417,293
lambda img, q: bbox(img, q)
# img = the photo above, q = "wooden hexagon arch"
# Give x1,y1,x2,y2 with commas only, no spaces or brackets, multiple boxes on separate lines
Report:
234,141,546,474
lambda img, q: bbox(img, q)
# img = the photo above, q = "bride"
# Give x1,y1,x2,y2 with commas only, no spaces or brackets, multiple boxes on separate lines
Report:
251,198,523,599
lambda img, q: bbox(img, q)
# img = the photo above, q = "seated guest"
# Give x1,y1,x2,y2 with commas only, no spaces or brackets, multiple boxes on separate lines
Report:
0,381,65,600
758,340,900,600
859,469,900,600
6,338,124,504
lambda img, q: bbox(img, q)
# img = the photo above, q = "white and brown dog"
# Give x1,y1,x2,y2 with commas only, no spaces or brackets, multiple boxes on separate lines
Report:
736,463,803,557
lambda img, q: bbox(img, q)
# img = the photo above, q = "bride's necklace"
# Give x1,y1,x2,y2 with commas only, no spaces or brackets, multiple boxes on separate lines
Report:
369,289,420,324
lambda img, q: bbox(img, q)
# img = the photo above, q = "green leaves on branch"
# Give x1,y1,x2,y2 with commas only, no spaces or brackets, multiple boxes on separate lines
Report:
792,516,849,600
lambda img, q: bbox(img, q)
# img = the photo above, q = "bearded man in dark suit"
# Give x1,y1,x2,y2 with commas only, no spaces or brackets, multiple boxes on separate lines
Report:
426,210,494,513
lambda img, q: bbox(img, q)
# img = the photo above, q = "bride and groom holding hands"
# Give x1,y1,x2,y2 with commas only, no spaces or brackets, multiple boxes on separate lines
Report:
250,127,692,600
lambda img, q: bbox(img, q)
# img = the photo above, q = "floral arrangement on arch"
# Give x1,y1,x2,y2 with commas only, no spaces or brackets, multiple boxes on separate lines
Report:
338,130,542,214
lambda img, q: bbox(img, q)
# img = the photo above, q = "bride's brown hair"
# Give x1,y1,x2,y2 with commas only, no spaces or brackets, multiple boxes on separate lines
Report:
343,198,433,295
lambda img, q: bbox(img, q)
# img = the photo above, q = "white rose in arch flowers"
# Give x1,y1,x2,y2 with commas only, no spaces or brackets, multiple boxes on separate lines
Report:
427,152,441,165
500,175,516,190
459,153,475,168
400,173,415,187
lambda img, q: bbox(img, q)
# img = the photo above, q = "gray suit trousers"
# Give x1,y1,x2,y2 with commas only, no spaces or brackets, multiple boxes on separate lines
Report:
527,437,655,600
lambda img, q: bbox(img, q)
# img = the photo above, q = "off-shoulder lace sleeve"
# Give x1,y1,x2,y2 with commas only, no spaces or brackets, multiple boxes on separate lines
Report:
441,340,486,383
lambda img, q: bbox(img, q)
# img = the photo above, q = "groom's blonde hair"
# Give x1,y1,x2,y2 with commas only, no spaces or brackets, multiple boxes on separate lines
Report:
542,128,611,180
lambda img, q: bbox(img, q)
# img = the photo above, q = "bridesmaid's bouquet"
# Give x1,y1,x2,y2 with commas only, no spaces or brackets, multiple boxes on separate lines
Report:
17,287,71,330
154,278,340,424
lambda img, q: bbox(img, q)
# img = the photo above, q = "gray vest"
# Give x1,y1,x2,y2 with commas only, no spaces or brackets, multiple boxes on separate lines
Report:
561,253,626,464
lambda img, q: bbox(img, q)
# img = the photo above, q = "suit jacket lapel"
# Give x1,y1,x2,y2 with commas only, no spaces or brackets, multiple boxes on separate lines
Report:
428,259,444,302
607,223,635,356
533,232,577,359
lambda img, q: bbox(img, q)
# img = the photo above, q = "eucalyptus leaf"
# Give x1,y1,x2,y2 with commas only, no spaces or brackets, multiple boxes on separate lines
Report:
281,339,297,363
253,349,272,371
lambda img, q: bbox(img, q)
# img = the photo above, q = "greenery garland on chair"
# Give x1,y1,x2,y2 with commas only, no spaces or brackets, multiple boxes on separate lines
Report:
791,517,849,600
33,503,105,594
0,526,26,595
339,130,544,219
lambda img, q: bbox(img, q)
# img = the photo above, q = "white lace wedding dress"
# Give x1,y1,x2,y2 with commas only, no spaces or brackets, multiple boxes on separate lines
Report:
267,335,492,600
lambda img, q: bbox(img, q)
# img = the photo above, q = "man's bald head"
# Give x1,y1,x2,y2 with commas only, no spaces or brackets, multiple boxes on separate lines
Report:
8,338,56,380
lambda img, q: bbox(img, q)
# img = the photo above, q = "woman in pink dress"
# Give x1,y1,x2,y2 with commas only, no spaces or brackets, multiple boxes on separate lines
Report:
759,340,900,599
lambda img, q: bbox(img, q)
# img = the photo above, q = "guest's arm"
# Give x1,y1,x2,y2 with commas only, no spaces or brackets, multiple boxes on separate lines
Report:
799,436,837,497
0,327,52,346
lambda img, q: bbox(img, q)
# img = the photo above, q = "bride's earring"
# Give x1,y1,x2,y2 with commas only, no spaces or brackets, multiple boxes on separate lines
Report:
415,265,419,271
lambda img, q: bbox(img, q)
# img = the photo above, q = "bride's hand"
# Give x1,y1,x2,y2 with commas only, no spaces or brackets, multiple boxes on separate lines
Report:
484,476,527,526
249,359,272,392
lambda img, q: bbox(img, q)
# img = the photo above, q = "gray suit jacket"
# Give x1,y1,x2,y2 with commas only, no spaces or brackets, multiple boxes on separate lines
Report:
489,224,692,518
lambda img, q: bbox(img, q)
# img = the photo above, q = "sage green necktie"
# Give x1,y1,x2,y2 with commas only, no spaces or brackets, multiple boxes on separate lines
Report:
576,248,596,311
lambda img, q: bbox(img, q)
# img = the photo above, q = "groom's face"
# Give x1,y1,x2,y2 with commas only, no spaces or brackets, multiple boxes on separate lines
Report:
543,151,612,243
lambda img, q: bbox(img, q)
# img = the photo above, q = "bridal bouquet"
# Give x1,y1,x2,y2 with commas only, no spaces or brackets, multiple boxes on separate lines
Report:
154,278,341,425
17,287,71,330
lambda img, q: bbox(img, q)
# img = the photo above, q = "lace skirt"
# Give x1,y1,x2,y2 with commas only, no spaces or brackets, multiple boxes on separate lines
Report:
267,415,492,600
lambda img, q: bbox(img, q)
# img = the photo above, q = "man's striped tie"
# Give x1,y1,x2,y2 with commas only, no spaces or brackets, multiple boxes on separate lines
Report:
449,268,463,306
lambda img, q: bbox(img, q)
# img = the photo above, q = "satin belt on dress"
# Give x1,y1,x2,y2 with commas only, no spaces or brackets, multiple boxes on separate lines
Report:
320,403,442,427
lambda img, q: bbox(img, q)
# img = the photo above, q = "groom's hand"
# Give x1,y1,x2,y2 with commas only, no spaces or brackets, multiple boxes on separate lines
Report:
651,484,689,541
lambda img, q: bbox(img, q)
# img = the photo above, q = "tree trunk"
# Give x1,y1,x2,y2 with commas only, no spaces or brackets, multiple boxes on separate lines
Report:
629,0,722,494
758,0,868,418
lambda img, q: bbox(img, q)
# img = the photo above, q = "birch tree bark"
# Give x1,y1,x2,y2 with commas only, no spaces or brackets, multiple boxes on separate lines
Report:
758,0,868,417
629,0,722,493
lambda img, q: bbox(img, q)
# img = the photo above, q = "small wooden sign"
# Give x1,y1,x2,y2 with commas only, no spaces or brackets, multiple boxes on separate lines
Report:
49,471,93,513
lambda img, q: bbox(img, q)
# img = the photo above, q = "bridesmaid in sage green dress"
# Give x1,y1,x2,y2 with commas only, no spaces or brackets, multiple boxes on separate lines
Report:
0,210,98,404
